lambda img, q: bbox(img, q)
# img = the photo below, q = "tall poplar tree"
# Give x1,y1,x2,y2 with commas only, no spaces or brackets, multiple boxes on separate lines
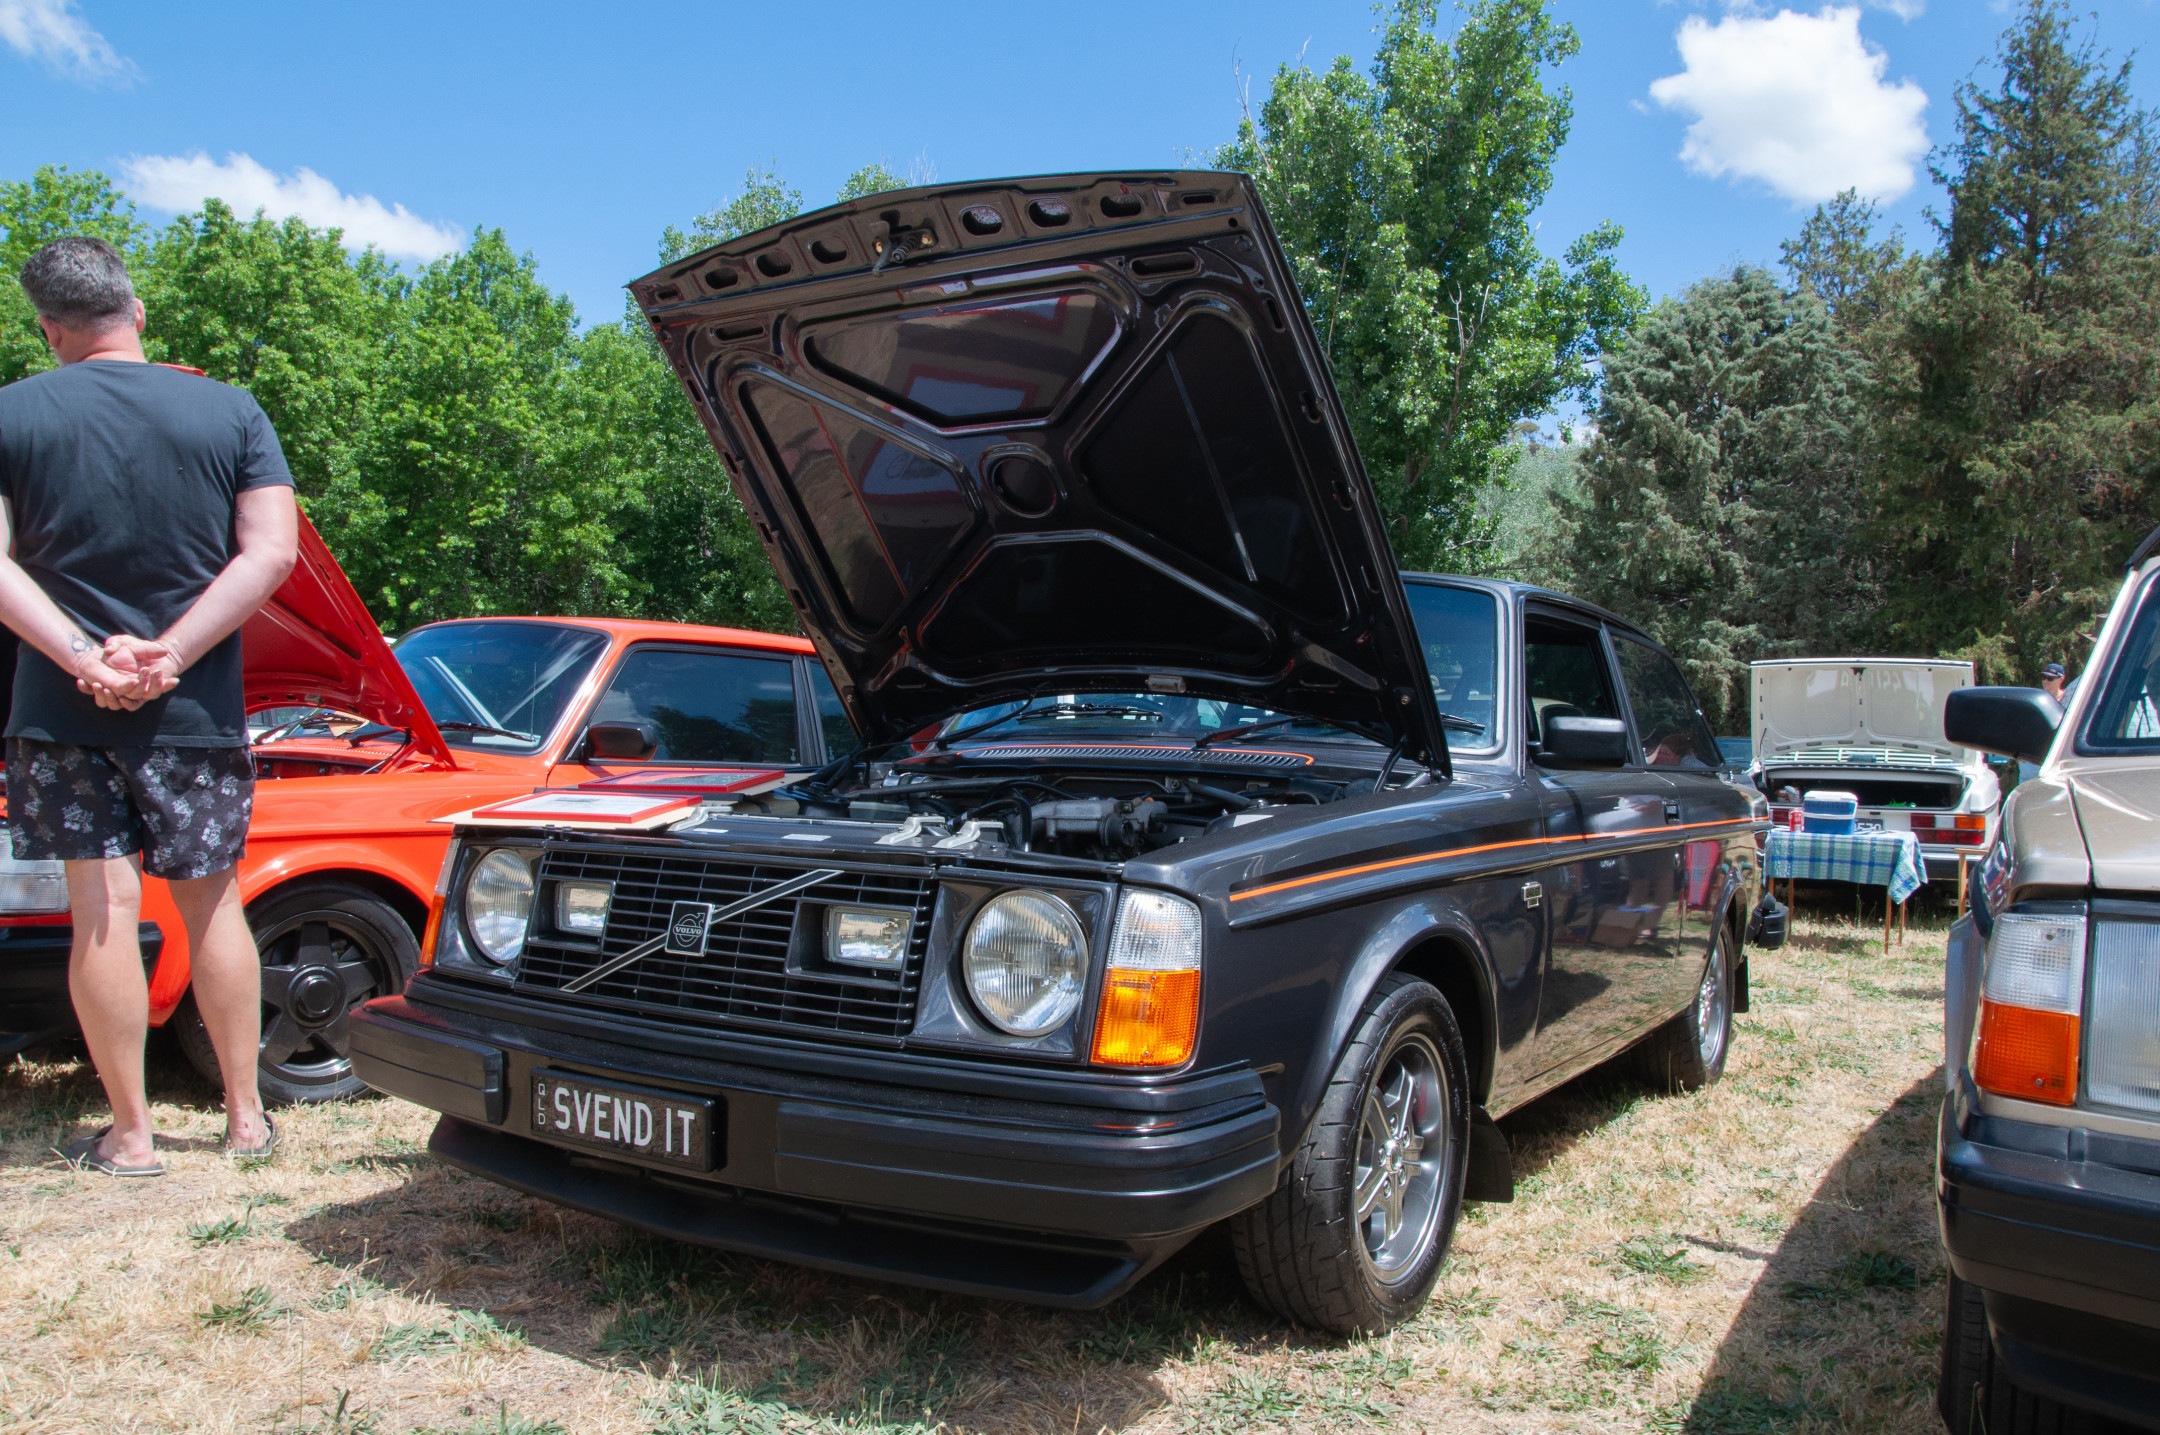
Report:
1215,0,1644,571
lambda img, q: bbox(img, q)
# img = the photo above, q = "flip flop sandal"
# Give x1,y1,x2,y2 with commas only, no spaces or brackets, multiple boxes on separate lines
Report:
59,1125,165,1178
225,1112,277,1161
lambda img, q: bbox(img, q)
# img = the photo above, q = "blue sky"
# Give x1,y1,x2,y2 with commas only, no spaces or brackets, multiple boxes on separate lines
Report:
4,0,2157,335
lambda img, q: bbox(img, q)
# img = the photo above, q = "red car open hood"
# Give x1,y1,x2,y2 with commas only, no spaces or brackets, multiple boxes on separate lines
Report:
242,513,456,769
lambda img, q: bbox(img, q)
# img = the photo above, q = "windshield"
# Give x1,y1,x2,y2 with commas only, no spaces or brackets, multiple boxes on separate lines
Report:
2085,575,2160,750
933,694,1372,746
1404,583,1499,750
394,622,609,752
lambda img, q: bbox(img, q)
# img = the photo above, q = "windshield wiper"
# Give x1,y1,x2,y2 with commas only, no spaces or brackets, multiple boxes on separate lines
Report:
1193,715,1344,749
1016,703,1163,724
934,696,1040,750
1435,711,1487,735
436,720,536,742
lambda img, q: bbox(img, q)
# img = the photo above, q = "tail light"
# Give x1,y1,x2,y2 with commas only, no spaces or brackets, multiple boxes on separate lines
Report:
1912,813,1989,845
1091,890,1202,1068
1972,910,2086,1106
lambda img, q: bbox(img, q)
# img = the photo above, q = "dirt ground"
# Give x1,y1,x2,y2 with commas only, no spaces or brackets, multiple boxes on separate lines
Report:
0,891,1962,1435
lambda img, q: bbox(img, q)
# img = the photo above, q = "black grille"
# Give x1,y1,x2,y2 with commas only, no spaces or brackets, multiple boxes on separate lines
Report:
515,846,934,1041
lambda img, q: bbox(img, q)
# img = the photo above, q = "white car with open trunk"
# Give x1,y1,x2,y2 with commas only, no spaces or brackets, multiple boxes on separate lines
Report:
1749,658,2000,878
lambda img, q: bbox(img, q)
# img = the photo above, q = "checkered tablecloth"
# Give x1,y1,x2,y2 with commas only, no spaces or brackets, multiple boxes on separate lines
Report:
1765,830,1928,904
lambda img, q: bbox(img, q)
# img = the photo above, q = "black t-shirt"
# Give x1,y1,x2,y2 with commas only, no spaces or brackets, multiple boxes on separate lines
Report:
0,361,293,747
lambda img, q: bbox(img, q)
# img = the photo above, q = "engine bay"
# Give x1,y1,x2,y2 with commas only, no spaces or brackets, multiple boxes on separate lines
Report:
786,765,1370,860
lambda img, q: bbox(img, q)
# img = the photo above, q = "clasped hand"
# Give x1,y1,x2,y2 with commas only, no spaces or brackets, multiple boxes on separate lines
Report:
74,634,182,711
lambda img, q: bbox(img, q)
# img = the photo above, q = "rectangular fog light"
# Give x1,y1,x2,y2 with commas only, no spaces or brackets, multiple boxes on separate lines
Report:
826,906,911,970
556,881,612,937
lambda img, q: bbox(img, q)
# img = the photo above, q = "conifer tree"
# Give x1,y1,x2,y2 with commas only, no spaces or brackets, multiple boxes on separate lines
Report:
1879,0,2160,680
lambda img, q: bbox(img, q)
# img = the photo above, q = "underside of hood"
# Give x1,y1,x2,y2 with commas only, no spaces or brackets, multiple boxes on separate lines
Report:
1753,659,1975,764
242,512,455,769
628,171,1447,766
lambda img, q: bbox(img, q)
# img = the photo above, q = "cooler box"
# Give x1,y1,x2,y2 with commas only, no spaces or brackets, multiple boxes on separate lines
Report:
1802,790,1859,835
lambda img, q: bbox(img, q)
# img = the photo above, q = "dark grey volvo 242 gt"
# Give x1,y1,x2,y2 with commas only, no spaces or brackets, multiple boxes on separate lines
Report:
350,171,1782,1334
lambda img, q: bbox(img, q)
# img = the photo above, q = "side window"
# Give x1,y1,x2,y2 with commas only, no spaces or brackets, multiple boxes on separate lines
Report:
1614,637,1721,768
1524,616,1620,749
588,648,800,764
807,662,860,759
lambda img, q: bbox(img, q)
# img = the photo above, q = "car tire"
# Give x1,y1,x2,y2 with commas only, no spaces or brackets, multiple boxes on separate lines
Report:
175,880,418,1106
1635,920,1736,1093
1938,1274,2095,1434
1228,972,1470,1336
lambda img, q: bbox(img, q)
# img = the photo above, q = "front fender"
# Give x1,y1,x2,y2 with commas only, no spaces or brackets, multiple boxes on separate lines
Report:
1291,893,1498,1147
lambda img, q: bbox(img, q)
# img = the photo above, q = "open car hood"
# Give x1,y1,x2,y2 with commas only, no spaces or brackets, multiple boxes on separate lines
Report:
629,171,1446,765
1752,658,1976,765
242,512,456,769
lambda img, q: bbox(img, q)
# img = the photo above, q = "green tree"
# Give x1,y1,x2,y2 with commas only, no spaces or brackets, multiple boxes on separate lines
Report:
1538,267,1880,729
1215,0,1644,570
0,165,146,383
1879,0,2160,680
136,200,396,548
660,166,803,264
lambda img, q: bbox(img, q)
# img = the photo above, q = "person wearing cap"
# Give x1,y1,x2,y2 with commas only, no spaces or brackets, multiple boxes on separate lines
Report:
2041,663,2068,703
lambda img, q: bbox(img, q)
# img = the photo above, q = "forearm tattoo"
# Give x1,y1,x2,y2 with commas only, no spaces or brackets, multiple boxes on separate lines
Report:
65,631,91,657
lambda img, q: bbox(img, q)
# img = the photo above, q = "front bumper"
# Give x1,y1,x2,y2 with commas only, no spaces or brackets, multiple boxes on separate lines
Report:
1938,1078,2160,1428
352,977,1281,1307
0,922,163,1054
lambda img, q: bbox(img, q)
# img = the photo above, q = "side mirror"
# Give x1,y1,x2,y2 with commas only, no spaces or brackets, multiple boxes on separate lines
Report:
1944,687,2062,765
583,720,658,761
1538,714,1632,768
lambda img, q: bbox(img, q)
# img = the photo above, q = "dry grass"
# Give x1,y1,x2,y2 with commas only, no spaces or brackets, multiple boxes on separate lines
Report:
0,890,1955,1434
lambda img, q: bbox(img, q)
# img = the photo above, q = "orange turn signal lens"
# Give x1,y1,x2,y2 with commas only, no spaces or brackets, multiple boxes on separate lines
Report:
417,893,445,970
1974,1001,2080,1106
1090,968,1200,1068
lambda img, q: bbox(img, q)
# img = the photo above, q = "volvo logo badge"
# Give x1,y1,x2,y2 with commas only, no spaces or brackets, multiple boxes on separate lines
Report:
664,901,714,956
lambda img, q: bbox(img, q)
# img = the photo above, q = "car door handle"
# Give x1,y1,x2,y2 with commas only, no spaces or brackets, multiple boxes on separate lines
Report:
1522,880,1543,909
1664,800,1682,824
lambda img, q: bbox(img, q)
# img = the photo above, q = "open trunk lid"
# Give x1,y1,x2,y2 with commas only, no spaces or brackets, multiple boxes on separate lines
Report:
1752,658,1976,767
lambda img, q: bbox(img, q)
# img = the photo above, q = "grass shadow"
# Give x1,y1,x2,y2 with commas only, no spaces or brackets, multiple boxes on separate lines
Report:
1678,1070,1946,1433
0,1032,222,1169
282,1160,1319,1433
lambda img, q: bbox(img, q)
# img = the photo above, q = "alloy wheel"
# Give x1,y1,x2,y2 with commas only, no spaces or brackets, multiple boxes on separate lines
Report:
1695,935,1730,1070
1352,1031,1453,1282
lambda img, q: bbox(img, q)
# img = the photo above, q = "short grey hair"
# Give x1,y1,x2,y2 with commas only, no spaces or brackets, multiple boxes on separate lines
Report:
18,236,136,330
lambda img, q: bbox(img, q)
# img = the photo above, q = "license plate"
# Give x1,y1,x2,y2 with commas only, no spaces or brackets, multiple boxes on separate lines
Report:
530,1070,716,1171
1856,819,1884,833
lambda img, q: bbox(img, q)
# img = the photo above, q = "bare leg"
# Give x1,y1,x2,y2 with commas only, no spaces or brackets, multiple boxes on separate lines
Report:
167,866,268,1147
66,854,155,1167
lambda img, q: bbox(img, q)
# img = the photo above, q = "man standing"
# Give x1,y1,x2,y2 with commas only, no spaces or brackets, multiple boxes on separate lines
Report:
2041,662,2068,703
0,237,296,1175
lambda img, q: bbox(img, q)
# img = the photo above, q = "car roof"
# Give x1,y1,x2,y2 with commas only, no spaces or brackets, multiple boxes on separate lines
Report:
1401,572,1658,647
406,615,814,654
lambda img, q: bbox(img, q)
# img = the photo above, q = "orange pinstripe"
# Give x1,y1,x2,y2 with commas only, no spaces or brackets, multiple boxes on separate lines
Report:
1227,817,1763,903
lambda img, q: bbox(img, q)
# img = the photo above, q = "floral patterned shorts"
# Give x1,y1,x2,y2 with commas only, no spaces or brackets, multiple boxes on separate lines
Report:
5,740,253,880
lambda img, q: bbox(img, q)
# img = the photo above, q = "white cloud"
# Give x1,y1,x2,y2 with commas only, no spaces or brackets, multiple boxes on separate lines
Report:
1648,6,1930,204
0,0,137,84
1867,0,1925,19
119,152,464,261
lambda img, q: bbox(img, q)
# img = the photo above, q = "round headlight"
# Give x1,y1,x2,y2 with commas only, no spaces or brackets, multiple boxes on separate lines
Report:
464,850,535,965
962,890,1088,1036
